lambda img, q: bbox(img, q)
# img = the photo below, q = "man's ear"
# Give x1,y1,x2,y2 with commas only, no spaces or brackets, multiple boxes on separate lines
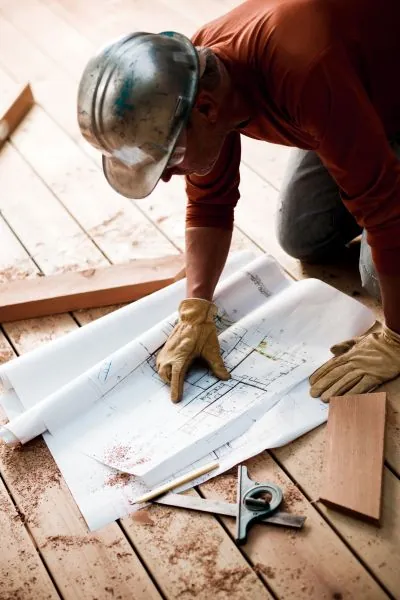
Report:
193,90,219,123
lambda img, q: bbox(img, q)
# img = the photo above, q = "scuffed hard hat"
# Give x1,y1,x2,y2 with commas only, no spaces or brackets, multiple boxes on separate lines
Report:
77,31,199,198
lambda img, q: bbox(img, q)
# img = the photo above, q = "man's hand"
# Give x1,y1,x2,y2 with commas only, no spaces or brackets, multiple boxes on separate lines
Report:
156,298,230,403
309,325,400,401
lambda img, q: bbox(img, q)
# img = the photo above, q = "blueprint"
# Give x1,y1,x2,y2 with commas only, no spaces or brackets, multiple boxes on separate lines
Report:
0,252,375,530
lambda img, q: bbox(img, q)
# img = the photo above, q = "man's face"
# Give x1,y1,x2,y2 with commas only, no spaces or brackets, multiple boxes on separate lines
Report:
161,90,227,182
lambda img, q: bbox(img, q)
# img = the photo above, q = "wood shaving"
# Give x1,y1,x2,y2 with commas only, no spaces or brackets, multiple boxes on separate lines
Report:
254,562,276,579
0,438,61,524
105,472,133,488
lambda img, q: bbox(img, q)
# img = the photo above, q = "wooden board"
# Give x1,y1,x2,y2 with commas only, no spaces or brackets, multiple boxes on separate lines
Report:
0,474,60,599
319,393,386,523
0,255,184,321
0,82,33,148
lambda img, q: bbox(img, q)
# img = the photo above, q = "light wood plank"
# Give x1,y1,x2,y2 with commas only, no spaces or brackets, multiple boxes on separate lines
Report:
320,393,386,523
0,13,80,146
199,453,388,600
0,255,185,322
41,0,196,46
10,104,180,262
0,82,33,148
0,475,60,600
0,77,163,599
274,427,400,598
0,141,106,274
121,490,273,600
0,0,93,78
137,165,262,255
0,420,162,600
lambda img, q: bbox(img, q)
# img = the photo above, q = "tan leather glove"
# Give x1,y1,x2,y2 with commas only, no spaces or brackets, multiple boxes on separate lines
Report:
309,325,400,401
156,298,230,403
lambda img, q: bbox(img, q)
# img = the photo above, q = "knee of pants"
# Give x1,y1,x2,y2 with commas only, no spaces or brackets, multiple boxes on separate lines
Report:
276,197,338,263
276,219,316,261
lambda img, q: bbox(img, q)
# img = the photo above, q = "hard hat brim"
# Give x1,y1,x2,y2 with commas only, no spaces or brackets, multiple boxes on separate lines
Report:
102,150,170,199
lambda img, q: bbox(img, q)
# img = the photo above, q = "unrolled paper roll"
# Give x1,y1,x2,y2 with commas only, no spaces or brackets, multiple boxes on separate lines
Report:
0,317,171,445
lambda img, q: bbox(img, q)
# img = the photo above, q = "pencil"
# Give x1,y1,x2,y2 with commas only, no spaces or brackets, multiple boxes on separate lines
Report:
133,461,219,504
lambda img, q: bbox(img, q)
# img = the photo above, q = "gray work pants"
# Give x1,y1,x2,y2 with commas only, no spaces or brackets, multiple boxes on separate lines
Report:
275,145,400,301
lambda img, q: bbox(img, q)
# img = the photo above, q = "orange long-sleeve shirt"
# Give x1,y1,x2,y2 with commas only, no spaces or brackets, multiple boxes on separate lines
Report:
186,0,400,274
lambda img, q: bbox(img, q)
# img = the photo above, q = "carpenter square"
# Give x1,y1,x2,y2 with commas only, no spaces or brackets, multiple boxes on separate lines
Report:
154,464,306,544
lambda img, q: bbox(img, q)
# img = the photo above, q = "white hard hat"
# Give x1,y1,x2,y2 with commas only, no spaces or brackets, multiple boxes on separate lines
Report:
77,31,199,198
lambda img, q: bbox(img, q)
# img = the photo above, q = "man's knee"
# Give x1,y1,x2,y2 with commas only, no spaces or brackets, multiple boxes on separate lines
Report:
276,183,340,263
276,148,362,262
276,212,319,261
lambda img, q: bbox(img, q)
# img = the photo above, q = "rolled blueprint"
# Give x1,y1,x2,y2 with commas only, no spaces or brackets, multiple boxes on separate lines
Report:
0,315,172,445
1,252,278,445
0,251,255,404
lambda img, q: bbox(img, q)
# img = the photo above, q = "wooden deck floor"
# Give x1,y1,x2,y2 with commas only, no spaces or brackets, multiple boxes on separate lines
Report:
0,1,399,599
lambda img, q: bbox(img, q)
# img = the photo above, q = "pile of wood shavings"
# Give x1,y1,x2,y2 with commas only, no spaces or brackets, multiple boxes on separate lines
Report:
105,472,133,488
0,438,61,525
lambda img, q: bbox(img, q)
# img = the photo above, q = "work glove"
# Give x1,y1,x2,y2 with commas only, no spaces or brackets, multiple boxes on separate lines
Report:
309,325,400,402
156,298,230,403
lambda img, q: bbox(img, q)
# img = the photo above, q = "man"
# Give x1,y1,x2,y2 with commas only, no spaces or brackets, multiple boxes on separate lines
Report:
78,0,400,404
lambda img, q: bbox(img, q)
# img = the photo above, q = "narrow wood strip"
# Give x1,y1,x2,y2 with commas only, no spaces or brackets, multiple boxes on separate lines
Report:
0,255,184,321
0,474,60,599
121,489,273,600
319,393,386,523
0,82,33,148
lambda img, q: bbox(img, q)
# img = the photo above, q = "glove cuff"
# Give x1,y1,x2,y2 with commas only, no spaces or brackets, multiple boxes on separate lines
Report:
179,298,217,324
383,325,400,346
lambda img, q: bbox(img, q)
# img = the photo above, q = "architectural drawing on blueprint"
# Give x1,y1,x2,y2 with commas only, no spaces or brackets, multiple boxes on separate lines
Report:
76,293,315,488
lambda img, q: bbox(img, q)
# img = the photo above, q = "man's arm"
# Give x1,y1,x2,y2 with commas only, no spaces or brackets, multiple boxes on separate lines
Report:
156,133,240,402
185,226,232,299
294,49,400,398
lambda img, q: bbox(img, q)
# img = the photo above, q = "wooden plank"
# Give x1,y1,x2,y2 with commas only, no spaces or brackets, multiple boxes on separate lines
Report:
41,0,196,46
0,474,60,600
121,490,273,600
319,393,386,523
137,164,263,255
0,255,185,321
0,142,107,275
0,13,80,146
9,102,180,262
274,427,400,598
0,419,163,600
0,82,33,148
198,453,389,600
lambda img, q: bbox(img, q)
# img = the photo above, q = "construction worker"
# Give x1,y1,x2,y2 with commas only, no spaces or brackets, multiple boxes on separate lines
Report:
78,0,400,404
